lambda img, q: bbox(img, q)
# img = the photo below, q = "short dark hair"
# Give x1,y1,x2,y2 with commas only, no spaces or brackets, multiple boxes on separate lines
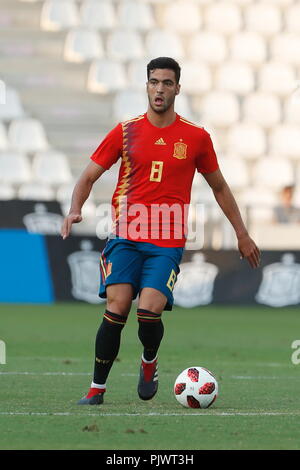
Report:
147,57,181,84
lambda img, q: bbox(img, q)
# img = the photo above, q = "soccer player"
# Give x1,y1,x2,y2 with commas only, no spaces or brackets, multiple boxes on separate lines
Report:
61,57,260,405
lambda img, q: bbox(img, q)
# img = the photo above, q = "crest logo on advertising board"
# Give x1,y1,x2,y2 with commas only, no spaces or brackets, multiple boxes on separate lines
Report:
255,253,300,307
23,203,63,234
173,253,218,307
67,240,105,304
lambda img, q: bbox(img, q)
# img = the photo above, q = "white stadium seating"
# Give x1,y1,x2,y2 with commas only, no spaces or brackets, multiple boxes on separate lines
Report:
189,32,227,65
2,0,300,249
80,0,116,30
106,31,144,62
145,30,185,60
162,1,202,33
31,150,72,185
118,0,154,31
252,157,295,190
204,3,242,34
243,93,282,129
87,59,127,94
244,4,282,37
284,94,300,126
40,0,79,31
113,90,148,122
285,4,300,34
227,123,266,159
18,183,55,201
215,62,255,96
270,34,300,66
8,118,49,153
217,155,249,190
64,29,104,63
0,123,8,151
179,61,212,95
200,92,240,127
0,87,25,122
0,152,31,185
0,184,15,200
269,125,300,160
229,32,267,66
258,62,296,97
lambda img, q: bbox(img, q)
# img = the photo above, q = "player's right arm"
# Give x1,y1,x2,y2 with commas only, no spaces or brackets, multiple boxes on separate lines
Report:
61,161,106,239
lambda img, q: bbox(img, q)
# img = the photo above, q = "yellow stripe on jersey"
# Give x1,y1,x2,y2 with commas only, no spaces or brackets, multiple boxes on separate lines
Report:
179,117,203,129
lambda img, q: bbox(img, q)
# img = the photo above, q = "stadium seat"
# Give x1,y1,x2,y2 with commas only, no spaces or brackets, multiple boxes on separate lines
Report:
106,31,144,62
258,62,296,97
243,92,281,128
0,122,8,150
217,155,249,189
0,87,25,122
127,59,153,91
270,34,300,66
269,125,300,160
162,1,202,33
239,186,277,223
252,157,295,189
174,93,194,122
0,184,15,200
8,118,49,153
179,61,212,95
189,32,227,65
32,150,72,185
18,183,55,201
118,0,154,31
80,0,116,30
113,92,144,122
145,30,185,60
40,0,79,31
87,59,127,94
227,123,266,159
200,92,240,127
63,28,104,63
0,152,31,185
204,3,242,34
215,62,255,96
113,90,148,122
229,32,267,66
284,94,300,126
285,4,300,34
244,3,282,36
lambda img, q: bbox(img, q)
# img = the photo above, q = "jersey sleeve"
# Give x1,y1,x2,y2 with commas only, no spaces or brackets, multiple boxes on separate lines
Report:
90,123,123,170
196,131,219,174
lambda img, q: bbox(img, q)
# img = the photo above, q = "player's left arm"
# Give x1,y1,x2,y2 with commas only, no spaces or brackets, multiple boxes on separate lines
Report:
203,168,261,268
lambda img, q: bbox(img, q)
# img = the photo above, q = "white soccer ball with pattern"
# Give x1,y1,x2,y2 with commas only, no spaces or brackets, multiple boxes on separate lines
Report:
174,366,218,409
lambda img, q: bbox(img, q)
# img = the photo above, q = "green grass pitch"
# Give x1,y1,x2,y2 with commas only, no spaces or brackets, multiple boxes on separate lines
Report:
1,302,300,450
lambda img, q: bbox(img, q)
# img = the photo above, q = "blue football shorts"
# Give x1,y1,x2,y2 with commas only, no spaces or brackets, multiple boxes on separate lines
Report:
99,236,184,311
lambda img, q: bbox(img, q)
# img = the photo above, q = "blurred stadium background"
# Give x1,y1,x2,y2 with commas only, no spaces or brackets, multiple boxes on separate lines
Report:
0,0,300,306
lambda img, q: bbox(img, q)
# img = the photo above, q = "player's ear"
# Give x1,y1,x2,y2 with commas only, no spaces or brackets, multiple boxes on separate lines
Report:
175,83,181,95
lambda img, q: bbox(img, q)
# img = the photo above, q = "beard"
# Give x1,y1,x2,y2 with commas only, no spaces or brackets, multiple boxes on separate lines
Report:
148,94,176,114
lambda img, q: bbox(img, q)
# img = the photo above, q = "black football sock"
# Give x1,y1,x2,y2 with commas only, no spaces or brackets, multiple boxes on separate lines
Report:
93,310,127,386
137,308,164,362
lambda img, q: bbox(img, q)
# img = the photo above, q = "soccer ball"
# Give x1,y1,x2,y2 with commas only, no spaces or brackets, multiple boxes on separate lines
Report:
174,366,218,409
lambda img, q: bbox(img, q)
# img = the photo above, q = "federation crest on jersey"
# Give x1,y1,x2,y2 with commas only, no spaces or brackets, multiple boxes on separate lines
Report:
173,141,187,159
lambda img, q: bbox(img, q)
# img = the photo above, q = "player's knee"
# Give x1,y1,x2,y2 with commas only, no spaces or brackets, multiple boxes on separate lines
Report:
106,297,131,316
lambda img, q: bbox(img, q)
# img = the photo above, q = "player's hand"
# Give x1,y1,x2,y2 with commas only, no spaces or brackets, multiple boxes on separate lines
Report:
238,234,261,269
61,213,82,240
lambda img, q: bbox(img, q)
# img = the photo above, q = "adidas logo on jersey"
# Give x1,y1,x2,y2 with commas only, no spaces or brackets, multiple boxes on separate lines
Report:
155,138,166,145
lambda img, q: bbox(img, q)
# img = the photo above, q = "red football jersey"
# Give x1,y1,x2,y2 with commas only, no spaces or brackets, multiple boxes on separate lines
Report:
91,113,218,247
